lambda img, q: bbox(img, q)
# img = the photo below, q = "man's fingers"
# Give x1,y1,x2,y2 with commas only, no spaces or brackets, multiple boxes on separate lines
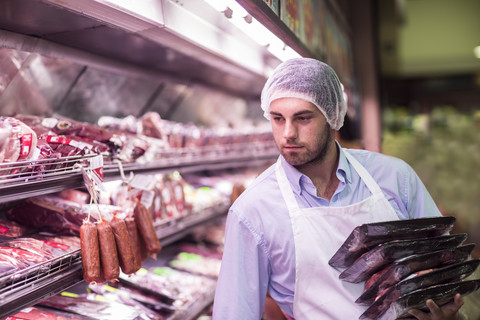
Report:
426,299,442,316
408,308,427,320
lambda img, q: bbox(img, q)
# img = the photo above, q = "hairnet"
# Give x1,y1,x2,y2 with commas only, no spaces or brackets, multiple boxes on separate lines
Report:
260,58,346,130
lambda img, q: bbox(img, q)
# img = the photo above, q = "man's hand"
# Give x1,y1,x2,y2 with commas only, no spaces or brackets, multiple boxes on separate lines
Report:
399,294,464,320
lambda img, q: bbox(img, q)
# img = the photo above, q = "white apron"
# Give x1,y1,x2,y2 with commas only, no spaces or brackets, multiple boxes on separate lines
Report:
275,150,399,319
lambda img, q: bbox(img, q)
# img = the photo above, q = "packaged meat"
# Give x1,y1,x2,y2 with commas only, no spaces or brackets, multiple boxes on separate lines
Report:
0,219,32,237
88,283,168,319
374,279,480,320
7,306,92,320
110,216,137,274
97,220,119,282
34,234,81,251
80,220,102,283
329,216,456,268
125,217,143,270
134,202,162,257
38,294,143,320
0,246,48,266
358,243,475,305
0,252,26,277
15,114,120,156
3,238,63,259
359,259,480,320
6,196,87,236
339,233,467,283
0,116,38,168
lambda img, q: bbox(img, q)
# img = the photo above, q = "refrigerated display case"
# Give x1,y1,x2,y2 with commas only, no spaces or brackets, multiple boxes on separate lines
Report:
0,1,287,318
0,0,356,318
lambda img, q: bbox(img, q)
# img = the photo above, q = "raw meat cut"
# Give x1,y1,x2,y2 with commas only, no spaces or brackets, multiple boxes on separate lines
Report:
6,196,87,236
329,216,456,268
339,233,467,283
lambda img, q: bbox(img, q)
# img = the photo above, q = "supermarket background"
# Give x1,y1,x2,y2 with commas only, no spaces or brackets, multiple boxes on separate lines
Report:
0,0,479,319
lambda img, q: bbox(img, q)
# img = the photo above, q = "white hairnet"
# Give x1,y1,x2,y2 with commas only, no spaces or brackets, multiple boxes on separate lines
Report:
260,58,347,130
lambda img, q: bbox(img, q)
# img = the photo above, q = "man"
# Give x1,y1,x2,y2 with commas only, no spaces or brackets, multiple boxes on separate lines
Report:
212,58,464,319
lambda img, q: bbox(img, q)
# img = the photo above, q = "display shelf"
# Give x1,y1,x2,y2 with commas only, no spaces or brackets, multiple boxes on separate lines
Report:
0,142,278,204
0,201,228,319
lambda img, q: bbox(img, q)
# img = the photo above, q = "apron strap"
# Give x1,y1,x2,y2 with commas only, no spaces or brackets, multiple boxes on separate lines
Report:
343,150,384,197
275,157,301,214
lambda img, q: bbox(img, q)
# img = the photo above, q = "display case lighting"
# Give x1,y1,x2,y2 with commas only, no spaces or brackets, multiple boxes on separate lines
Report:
202,0,301,61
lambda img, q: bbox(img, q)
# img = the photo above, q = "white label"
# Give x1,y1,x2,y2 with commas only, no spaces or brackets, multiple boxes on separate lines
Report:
41,118,58,128
141,190,155,208
130,174,156,191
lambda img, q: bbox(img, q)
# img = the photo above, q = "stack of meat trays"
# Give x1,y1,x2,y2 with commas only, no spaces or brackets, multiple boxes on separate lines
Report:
329,216,480,320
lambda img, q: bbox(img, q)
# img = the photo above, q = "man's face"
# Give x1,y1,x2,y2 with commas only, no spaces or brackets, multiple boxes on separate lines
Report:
270,97,334,167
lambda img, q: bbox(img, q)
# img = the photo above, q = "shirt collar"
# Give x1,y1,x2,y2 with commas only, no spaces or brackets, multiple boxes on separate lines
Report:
279,141,352,195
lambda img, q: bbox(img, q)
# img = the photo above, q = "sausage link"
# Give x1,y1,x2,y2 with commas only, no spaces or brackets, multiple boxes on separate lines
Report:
97,220,120,281
134,202,162,257
110,216,136,274
125,217,144,269
80,220,102,283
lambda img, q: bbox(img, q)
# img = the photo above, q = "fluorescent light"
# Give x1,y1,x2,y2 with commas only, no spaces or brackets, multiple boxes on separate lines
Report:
474,46,480,59
202,0,301,61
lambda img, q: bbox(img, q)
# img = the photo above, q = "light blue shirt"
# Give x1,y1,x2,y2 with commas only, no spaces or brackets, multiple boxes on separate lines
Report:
212,144,441,319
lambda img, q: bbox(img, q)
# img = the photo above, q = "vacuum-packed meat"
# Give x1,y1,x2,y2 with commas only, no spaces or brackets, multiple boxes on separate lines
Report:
134,202,162,257
0,219,31,237
125,217,143,270
97,220,119,281
110,216,137,274
358,243,475,305
80,220,102,283
360,259,480,320
329,216,456,268
6,196,87,236
339,233,467,283
375,279,480,320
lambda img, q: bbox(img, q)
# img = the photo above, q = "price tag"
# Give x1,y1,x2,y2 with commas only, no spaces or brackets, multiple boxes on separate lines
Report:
130,174,156,191
79,155,105,194
141,190,155,208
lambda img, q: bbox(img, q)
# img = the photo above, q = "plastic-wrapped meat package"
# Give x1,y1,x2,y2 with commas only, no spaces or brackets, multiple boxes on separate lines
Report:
6,306,92,320
169,251,221,278
38,294,144,320
4,237,71,259
0,246,48,268
6,195,87,236
329,216,456,268
58,189,90,205
140,112,168,144
0,116,38,176
339,233,467,283
0,252,28,277
360,259,480,320
88,283,168,319
0,219,32,238
376,279,480,320
34,234,81,252
358,244,476,305
15,114,121,156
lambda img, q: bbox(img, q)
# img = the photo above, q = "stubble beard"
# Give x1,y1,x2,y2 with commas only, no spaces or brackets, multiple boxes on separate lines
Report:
279,126,334,168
